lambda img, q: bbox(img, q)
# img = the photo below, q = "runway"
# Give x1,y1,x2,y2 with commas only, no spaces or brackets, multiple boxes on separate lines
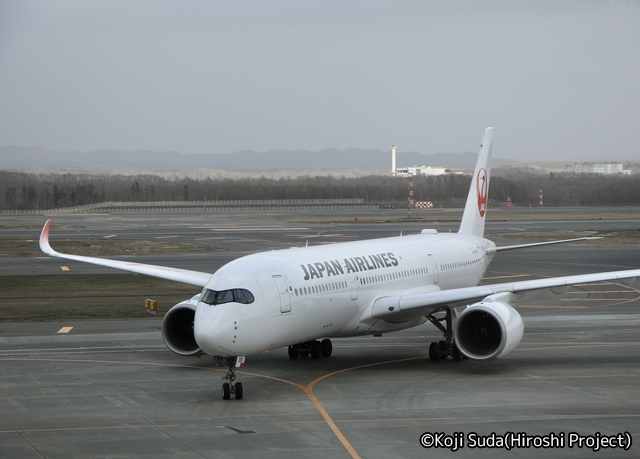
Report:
2,209,640,277
1,211,639,458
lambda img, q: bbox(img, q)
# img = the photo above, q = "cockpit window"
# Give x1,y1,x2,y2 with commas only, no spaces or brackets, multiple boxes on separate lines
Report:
233,289,255,304
216,290,234,304
200,288,255,305
200,289,217,304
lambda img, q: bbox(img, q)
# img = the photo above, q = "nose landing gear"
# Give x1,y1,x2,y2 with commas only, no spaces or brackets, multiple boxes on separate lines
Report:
218,356,244,400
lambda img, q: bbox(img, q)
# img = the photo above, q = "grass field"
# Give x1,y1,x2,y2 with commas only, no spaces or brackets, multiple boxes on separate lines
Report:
0,239,218,258
491,229,640,245
0,274,200,321
1,208,638,321
250,207,640,224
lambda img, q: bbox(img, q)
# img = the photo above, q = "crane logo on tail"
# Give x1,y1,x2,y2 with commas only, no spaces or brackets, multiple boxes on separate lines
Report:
476,168,488,217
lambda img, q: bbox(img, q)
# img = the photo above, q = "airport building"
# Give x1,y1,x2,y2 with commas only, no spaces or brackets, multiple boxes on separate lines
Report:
571,162,631,175
394,165,454,177
390,145,462,177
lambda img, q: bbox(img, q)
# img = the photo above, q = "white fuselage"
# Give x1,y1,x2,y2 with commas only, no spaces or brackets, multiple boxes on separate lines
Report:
194,232,496,357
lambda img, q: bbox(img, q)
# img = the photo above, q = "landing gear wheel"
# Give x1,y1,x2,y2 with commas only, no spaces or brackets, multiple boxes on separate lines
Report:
427,308,468,364
438,340,449,360
311,340,323,359
429,342,439,362
321,339,333,357
288,344,299,359
452,344,463,362
222,356,244,401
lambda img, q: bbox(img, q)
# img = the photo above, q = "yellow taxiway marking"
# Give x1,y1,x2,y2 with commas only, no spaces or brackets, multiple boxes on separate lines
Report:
239,356,426,459
60,266,70,271
0,355,423,459
6,339,640,457
57,327,73,334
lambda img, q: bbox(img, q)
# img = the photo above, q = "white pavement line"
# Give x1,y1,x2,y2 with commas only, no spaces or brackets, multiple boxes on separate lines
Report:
57,327,73,334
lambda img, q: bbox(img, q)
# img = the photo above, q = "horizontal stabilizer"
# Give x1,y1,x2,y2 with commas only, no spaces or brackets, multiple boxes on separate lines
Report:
486,237,602,255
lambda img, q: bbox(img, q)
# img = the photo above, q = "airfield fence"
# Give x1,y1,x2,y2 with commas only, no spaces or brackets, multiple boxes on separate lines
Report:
1,199,381,214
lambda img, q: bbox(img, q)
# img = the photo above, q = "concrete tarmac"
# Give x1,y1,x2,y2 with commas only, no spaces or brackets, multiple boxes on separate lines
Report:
1,211,640,458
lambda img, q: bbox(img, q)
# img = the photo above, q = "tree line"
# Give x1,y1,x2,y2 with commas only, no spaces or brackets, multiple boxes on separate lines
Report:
1,170,640,211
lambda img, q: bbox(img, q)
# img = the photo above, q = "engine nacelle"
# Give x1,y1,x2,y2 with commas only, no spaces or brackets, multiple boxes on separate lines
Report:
161,295,204,357
454,300,524,361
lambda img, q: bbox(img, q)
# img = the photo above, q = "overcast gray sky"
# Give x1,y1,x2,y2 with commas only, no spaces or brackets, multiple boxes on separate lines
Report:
1,0,639,162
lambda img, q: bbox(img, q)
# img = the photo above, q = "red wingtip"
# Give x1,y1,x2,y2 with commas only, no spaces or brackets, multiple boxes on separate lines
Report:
39,220,54,255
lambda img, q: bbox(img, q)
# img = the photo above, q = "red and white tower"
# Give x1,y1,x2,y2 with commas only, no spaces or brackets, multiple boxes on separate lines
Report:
539,185,543,207
408,176,414,217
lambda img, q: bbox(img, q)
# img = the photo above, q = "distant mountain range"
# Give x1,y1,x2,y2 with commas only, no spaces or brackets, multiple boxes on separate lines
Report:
0,146,517,172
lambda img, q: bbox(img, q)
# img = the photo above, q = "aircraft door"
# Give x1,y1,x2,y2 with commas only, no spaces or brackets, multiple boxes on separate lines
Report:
428,254,439,285
349,272,359,300
272,275,291,313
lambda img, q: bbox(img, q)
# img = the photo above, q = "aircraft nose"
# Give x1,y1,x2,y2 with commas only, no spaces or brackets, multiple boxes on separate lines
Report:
194,303,237,356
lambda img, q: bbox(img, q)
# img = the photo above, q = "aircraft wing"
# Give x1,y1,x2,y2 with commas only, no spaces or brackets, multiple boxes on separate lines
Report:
39,220,213,287
371,269,640,321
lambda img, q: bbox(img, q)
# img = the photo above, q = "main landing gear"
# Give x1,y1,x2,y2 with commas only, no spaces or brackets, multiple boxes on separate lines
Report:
288,339,332,359
426,308,465,362
215,356,243,400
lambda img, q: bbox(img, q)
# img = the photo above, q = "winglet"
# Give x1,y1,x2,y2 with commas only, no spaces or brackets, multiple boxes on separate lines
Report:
36,219,212,287
39,220,56,256
458,127,494,236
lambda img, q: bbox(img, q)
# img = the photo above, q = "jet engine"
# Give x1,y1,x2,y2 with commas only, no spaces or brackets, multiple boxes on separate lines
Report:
453,300,524,361
161,295,204,357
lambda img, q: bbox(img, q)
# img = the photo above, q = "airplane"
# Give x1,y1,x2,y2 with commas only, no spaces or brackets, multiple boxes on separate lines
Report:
39,127,640,401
